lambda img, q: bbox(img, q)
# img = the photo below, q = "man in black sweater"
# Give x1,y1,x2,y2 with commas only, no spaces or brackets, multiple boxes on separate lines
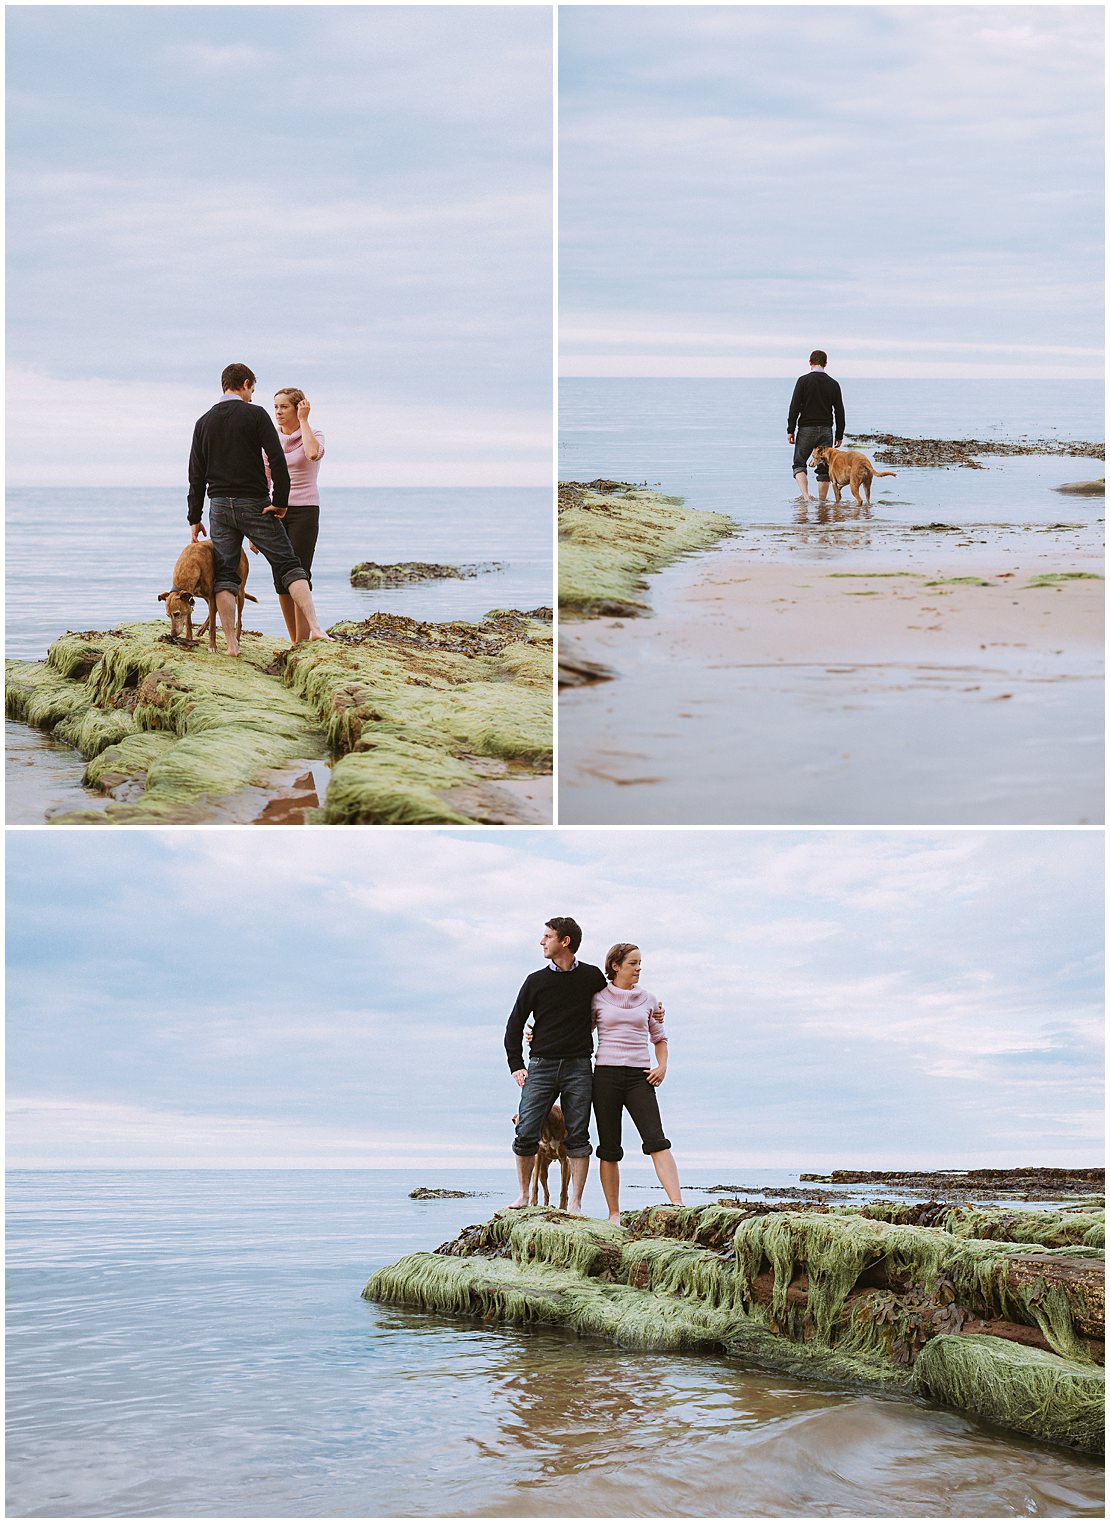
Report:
505,916,607,1212
786,350,845,504
187,362,330,654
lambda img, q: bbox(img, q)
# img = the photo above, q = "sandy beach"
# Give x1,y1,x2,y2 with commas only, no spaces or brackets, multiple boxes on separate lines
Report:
560,545,1103,825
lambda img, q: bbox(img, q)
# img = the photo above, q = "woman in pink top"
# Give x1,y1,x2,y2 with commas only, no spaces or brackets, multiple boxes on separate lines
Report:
592,942,683,1223
272,387,324,643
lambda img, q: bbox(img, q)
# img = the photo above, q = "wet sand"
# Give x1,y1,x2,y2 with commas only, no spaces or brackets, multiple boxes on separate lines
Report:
559,546,1103,825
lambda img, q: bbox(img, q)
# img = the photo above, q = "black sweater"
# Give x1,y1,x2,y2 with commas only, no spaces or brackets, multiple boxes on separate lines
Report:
187,398,291,523
787,371,845,437
504,962,608,1071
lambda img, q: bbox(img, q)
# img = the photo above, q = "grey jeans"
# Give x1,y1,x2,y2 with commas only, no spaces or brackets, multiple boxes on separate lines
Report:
209,496,307,596
791,425,834,480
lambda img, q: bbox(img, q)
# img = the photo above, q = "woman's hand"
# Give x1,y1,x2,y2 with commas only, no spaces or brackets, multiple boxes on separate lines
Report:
645,1064,666,1087
655,1002,666,1020
297,398,311,423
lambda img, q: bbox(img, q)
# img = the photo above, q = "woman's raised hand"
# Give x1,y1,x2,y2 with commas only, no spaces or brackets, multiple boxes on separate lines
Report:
297,398,311,422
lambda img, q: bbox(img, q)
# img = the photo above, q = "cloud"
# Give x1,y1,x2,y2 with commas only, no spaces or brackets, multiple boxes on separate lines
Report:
7,829,1102,1169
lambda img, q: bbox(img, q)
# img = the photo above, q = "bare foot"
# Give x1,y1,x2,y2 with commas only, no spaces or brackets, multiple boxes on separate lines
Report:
608,1212,621,1224
308,629,333,642
567,1198,584,1215
507,1195,529,1209
224,645,240,658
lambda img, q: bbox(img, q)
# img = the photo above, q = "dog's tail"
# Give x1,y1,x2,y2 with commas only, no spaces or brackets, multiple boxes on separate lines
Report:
873,470,897,477
242,592,259,603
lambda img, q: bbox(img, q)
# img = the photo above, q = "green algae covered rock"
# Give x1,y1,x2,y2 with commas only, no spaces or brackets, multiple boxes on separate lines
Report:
364,1203,1104,1454
558,481,733,617
6,608,552,824
914,1334,1104,1452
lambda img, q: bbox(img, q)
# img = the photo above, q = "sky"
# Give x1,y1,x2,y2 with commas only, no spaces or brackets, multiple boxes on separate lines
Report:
6,6,552,486
560,6,1105,379
7,828,1103,1172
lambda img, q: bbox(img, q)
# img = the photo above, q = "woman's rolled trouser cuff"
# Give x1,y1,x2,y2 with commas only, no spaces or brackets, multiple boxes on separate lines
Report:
642,1138,672,1155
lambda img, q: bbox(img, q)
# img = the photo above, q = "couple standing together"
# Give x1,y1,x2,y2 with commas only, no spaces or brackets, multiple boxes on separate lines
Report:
504,916,683,1222
186,362,331,654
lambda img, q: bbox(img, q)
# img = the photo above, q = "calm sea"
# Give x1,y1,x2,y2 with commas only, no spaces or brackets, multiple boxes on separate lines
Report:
7,1169,1104,1518
559,377,1105,553
5,486,553,661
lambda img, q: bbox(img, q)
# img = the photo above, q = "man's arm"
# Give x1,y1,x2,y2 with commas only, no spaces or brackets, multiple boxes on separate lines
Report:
833,381,845,445
187,420,207,533
504,975,536,1076
258,412,291,512
787,377,803,438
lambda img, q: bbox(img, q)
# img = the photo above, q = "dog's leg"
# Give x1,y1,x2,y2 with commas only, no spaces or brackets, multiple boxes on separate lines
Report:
205,598,217,653
559,1159,570,1212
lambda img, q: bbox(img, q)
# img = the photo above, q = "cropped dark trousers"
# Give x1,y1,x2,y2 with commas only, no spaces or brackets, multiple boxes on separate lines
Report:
592,1065,671,1163
272,504,319,593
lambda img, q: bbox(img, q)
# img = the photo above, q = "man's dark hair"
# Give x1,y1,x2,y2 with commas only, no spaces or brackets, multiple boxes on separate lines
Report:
809,350,828,367
546,916,583,953
221,363,256,393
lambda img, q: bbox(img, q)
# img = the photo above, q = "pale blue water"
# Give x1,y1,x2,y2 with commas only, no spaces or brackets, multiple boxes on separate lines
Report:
560,378,1105,554
6,1169,1104,1518
6,486,552,660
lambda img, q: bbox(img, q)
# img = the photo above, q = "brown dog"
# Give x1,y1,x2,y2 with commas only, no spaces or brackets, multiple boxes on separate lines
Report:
158,543,256,652
511,1103,570,1209
810,445,897,508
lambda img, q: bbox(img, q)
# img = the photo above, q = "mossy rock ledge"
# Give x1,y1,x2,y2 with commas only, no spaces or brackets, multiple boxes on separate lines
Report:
5,611,552,824
364,1203,1104,1454
558,480,733,621
350,560,506,587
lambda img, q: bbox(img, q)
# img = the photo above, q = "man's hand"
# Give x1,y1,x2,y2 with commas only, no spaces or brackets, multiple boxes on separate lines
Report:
191,523,207,542
262,504,287,518
645,1065,666,1087
787,434,794,445
834,439,843,448
511,1068,527,1088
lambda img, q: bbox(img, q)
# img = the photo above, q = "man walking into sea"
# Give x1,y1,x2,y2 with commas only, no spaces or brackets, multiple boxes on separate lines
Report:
187,363,331,654
505,917,607,1214
787,350,846,503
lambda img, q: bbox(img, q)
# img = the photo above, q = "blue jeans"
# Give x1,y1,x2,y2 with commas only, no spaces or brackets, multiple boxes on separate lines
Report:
209,496,307,597
792,425,834,480
513,1057,593,1158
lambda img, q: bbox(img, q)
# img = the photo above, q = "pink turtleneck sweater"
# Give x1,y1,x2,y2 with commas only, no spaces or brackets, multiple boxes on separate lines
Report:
266,428,325,506
592,984,667,1066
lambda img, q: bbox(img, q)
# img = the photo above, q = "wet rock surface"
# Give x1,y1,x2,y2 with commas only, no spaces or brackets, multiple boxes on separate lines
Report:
852,433,1105,470
366,1200,1105,1454
799,1168,1104,1197
350,560,506,587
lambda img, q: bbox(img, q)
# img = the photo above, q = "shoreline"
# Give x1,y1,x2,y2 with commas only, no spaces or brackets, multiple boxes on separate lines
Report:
558,480,732,684
6,609,552,825
558,474,1103,823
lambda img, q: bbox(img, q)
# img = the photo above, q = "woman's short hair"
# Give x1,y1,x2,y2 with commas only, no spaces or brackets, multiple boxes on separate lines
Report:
605,942,639,981
274,386,306,408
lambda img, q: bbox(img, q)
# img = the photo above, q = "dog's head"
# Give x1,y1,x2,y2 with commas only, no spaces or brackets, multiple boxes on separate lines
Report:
158,589,195,638
809,445,832,467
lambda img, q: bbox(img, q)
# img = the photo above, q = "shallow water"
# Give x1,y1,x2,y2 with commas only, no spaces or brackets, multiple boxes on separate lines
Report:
559,377,1105,547
6,485,552,660
7,1169,1104,1518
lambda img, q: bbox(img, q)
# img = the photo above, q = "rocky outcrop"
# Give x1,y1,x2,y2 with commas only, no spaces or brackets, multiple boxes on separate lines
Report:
350,561,505,587
364,1202,1104,1454
6,610,551,824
